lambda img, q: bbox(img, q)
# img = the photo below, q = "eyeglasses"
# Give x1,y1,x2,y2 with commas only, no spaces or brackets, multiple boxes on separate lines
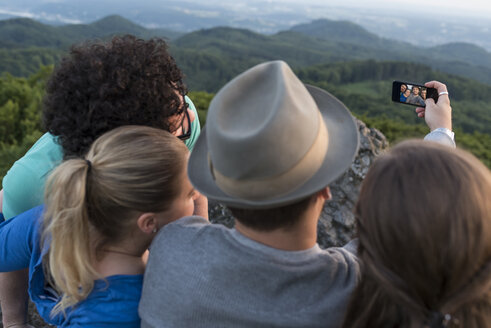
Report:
176,93,191,141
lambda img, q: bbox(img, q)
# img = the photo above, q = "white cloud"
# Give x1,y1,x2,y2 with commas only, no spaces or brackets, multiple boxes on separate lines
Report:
0,8,35,19
0,8,82,24
171,7,220,18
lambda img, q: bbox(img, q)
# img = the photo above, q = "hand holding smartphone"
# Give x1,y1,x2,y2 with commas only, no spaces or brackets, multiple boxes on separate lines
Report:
392,81,438,107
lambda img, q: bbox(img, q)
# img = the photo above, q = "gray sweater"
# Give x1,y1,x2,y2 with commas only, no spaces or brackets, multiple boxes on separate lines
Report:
139,216,359,328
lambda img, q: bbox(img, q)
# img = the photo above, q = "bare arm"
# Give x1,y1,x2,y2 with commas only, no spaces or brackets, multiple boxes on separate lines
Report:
0,269,33,328
415,81,454,147
193,192,209,220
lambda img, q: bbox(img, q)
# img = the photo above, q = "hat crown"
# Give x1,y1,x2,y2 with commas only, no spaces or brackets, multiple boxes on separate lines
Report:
207,61,321,180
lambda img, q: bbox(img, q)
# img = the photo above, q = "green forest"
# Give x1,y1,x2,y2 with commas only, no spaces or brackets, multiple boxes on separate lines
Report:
3,16,491,86
0,61,490,184
1,16,490,183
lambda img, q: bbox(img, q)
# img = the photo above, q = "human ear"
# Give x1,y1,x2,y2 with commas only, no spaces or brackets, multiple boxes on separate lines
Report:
136,213,158,234
319,187,332,201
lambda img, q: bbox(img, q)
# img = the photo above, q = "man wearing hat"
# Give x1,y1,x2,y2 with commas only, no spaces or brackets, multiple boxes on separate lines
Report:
139,60,360,327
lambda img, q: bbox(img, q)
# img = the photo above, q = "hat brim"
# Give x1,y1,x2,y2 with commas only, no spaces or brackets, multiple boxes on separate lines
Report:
188,85,360,209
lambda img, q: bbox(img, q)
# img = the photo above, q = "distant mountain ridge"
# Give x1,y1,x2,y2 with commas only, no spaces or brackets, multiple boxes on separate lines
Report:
172,19,491,89
290,19,381,45
428,42,491,68
290,18,491,67
1,15,491,88
0,15,181,49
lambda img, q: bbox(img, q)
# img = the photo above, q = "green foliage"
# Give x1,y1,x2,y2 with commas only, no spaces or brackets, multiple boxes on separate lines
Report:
0,68,50,183
360,116,491,168
359,115,428,142
0,47,63,77
188,91,214,127
456,130,491,168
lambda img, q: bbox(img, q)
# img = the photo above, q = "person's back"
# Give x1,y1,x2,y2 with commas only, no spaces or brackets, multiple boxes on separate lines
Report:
140,60,360,327
141,217,358,328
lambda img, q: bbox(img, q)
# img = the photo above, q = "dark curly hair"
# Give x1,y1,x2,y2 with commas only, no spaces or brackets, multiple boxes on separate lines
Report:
43,35,187,158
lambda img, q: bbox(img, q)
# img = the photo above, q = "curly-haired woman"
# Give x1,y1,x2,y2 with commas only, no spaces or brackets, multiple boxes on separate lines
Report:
1,35,203,220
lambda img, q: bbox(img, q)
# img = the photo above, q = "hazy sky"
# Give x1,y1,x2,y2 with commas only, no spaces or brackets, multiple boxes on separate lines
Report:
2,0,491,21
4,0,491,15
270,0,491,18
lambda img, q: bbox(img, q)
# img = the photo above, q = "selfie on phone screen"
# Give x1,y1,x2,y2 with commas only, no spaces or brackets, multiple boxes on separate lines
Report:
392,81,439,107
400,83,425,106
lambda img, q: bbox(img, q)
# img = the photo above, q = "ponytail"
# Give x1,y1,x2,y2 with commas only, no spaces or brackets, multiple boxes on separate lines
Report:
41,126,188,316
42,158,98,315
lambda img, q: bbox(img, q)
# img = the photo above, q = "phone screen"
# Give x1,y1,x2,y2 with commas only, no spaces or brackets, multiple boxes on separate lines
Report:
392,81,438,107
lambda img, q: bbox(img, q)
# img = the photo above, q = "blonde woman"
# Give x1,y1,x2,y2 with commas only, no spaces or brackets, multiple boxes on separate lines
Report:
0,126,197,327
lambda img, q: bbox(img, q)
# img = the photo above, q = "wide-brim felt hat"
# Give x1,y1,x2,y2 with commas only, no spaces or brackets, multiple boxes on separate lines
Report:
188,60,359,209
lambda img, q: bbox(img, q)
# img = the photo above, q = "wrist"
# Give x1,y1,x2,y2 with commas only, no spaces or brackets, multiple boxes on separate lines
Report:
430,122,452,131
431,127,454,141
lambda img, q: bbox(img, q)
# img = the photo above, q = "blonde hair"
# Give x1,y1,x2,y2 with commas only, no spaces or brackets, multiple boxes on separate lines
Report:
342,140,491,328
42,125,188,315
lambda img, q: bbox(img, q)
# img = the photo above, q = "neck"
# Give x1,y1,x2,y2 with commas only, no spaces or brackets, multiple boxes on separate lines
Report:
102,248,141,257
95,236,150,277
96,247,145,277
235,202,323,251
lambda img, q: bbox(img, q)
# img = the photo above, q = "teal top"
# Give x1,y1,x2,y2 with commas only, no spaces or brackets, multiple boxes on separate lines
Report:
183,95,201,152
2,133,63,219
2,97,201,219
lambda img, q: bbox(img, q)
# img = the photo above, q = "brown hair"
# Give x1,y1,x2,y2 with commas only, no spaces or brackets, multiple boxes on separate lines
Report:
42,125,188,315
343,140,491,328
228,194,317,232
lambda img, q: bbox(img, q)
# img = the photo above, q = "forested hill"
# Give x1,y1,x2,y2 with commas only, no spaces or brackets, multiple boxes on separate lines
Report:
290,19,382,45
0,15,180,49
172,19,491,90
0,15,490,176
2,16,491,87
291,19,491,69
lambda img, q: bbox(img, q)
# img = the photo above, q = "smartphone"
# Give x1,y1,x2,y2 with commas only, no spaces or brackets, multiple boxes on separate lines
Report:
392,81,438,107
